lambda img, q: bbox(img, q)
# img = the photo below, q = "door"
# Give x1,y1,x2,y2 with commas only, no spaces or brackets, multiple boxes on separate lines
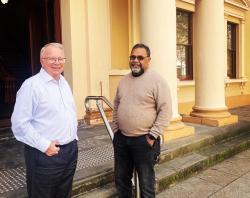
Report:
0,0,61,127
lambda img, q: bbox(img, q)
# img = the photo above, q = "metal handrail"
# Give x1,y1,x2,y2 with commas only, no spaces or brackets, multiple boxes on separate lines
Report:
85,96,113,111
85,96,114,140
84,96,140,198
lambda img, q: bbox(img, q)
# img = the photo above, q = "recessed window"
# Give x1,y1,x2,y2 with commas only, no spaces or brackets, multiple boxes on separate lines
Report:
176,9,193,80
227,22,237,79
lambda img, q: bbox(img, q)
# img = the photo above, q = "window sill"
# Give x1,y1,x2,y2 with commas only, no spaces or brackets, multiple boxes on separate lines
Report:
178,80,195,87
224,77,248,88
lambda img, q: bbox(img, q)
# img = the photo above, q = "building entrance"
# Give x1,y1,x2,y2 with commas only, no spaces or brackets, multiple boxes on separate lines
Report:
0,0,61,127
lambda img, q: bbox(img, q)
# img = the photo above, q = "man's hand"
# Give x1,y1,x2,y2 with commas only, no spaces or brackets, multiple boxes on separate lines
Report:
146,135,155,147
45,140,60,156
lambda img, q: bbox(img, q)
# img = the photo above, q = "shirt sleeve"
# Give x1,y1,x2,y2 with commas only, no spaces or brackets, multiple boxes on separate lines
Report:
111,87,120,133
149,79,172,138
11,81,51,152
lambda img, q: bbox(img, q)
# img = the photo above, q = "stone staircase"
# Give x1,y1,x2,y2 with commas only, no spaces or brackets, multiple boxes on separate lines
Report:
71,120,250,198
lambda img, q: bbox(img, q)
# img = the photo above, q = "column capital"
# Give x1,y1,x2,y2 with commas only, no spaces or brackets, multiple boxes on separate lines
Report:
240,19,245,24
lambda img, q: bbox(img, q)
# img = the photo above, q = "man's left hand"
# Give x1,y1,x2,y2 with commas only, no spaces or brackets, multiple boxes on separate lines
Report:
146,134,155,147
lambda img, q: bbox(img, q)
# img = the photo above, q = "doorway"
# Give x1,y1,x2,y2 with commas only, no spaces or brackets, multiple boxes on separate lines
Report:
0,0,61,127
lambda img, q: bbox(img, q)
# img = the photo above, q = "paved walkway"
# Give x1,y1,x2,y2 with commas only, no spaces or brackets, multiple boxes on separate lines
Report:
157,148,250,198
0,124,114,198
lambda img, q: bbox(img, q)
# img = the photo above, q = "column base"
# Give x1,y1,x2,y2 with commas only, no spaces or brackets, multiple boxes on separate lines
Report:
162,117,195,143
190,106,231,118
182,115,238,127
183,106,238,127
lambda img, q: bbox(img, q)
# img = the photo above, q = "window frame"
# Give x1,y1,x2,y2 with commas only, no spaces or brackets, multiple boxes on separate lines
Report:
227,22,237,79
176,9,193,81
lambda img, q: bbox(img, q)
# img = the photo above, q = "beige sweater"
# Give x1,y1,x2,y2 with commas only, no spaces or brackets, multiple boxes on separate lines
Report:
112,68,172,138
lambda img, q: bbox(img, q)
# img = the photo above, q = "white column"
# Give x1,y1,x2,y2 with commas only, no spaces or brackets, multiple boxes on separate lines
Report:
140,0,180,122
191,0,231,118
61,0,90,118
140,0,196,139
61,0,111,119
86,0,111,97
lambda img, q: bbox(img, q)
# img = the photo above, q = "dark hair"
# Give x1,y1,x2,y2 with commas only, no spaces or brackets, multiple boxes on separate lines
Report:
131,43,151,57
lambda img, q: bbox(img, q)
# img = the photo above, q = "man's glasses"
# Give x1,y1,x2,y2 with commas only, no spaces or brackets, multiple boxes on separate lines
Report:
43,57,66,64
129,55,148,61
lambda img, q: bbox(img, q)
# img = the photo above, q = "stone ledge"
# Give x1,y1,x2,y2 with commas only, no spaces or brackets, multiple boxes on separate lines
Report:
182,115,238,127
163,125,195,143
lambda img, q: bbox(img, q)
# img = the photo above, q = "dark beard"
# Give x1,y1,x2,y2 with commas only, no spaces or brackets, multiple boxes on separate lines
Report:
130,65,144,77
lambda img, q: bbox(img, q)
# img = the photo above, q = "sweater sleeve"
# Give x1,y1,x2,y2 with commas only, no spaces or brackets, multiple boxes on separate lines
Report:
111,87,120,133
149,79,172,138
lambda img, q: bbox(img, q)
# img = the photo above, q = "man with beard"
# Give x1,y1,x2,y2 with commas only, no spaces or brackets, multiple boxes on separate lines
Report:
112,43,172,198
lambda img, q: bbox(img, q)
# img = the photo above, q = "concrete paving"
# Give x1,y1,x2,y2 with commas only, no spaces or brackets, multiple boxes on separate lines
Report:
0,124,116,198
0,105,249,198
157,148,250,198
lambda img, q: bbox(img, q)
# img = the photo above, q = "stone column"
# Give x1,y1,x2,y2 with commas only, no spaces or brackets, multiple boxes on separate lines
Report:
61,0,89,119
140,0,194,142
61,0,111,124
183,0,238,126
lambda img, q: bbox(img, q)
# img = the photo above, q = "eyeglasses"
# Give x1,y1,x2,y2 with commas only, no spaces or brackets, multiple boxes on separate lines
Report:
43,57,66,64
129,55,148,61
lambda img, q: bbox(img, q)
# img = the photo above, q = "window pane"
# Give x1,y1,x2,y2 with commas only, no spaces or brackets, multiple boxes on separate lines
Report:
227,23,236,78
227,25,232,50
176,10,189,44
176,9,192,80
177,45,187,78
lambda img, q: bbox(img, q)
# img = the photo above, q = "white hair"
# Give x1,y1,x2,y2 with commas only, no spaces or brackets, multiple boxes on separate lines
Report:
40,43,64,59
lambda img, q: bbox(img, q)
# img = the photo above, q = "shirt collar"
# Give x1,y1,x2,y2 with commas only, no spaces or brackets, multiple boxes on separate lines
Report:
39,68,63,83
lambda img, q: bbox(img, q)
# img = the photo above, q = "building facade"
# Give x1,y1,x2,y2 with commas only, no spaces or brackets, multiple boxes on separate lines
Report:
0,0,250,140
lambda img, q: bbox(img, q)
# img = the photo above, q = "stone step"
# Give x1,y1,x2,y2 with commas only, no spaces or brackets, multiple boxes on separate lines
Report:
0,126,14,143
156,131,250,192
76,183,117,198
159,122,250,164
72,123,250,197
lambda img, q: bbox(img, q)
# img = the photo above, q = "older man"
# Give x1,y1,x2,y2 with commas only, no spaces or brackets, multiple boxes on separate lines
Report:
112,43,172,198
11,43,78,198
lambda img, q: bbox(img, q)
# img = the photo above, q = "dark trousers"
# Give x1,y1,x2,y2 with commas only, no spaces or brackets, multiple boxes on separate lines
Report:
24,140,78,198
113,131,160,198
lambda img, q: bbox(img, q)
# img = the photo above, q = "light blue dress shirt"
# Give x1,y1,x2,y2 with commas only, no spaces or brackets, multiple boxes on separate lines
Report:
11,68,78,152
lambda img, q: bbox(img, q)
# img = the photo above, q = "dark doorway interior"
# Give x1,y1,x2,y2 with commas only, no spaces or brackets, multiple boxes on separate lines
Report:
0,0,61,126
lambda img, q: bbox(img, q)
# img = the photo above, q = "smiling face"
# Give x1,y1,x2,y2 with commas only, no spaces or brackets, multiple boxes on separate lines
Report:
129,47,151,77
40,45,65,80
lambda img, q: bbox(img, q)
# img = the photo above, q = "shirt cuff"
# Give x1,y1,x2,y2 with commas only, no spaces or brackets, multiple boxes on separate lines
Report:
37,138,51,153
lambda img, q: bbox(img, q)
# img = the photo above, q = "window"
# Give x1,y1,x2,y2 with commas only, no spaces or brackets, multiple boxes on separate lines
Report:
176,9,193,80
227,22,237,79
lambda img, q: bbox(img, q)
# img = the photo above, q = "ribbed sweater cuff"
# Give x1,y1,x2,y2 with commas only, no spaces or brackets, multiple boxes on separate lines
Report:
149,131,159,139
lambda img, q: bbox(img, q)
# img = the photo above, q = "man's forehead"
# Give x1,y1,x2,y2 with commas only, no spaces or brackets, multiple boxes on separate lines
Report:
131,48,147,55
44,46,63,54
